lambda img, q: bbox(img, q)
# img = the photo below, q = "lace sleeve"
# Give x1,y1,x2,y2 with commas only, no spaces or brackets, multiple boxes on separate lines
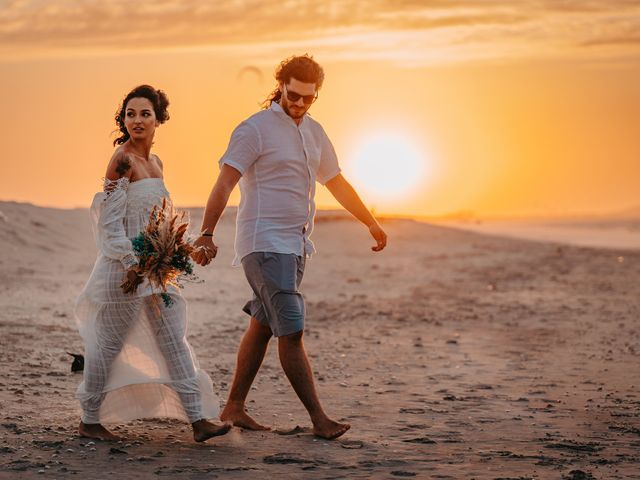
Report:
89,178,138,268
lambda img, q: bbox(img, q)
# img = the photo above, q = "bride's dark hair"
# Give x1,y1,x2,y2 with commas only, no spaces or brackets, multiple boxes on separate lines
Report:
113,85,170,146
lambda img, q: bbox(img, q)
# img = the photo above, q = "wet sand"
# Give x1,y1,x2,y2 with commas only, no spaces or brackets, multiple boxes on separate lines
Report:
1,202,639,479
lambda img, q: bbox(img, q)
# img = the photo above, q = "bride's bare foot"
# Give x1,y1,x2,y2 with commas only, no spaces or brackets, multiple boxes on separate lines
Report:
192,419,232,443
312,417,350,440
78,421,121,441
220,404,270,431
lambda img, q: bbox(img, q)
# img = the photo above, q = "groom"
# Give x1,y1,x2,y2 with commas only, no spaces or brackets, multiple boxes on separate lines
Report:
193,55,387,439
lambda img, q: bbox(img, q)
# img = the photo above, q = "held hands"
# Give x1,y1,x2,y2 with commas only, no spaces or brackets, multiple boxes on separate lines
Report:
369,223,387,252
192,235,218,266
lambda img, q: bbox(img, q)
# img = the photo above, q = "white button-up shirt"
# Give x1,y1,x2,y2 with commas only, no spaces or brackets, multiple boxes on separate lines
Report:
219,102,341,266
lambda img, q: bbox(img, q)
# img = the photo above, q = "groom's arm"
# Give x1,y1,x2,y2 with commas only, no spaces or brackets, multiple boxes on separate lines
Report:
325,173,387,252
200,164,242,234
192,164,242,266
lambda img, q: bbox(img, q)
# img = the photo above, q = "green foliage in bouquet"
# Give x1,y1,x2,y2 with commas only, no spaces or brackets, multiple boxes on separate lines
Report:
121,198,198,306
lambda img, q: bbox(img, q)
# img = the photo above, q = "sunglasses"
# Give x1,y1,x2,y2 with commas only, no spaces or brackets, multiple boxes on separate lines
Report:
284,85,318,105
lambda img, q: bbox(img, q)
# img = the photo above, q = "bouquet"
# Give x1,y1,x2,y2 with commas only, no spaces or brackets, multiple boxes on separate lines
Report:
121,198,198,307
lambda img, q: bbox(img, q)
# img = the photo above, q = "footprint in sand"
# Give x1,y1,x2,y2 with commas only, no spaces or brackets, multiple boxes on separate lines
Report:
399,407,426,414
340,440,364,449
403,437,437,444
263,453,318,465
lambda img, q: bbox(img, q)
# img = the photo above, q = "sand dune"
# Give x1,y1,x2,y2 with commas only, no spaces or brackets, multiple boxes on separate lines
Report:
435,217,640,250
1,201,639,479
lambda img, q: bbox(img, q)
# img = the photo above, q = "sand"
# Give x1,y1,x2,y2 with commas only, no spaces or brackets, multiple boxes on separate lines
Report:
1,201,639,479
435,218,640,251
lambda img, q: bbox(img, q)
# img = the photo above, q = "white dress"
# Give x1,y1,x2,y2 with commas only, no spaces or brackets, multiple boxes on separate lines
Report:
74,177,219,424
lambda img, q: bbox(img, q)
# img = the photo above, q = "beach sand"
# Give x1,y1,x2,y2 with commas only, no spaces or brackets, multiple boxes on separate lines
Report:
1,201,639,479
435,217,640,251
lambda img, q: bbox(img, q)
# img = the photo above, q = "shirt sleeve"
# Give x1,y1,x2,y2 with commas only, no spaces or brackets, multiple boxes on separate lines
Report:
316,127,341,185
90,178,138,268
219,120,262,174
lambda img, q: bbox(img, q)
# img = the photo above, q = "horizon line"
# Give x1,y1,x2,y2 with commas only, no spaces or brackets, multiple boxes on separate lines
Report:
1,198,638,222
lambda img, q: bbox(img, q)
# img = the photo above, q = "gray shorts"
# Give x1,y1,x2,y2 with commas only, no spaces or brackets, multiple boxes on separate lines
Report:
241,252,306,337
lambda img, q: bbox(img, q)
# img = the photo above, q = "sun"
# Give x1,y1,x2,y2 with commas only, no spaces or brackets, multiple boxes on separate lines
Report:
346,133,427,201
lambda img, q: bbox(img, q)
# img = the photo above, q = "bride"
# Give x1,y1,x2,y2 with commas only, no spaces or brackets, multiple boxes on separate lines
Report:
74,85,229,442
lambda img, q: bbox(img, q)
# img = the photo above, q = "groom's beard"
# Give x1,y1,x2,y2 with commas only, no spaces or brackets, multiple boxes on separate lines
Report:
281,100,307,119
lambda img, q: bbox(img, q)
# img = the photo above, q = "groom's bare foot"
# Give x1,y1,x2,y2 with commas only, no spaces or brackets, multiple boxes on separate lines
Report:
312,418,351,440
192,419,232,443
220,405,270,431
78,421,121,441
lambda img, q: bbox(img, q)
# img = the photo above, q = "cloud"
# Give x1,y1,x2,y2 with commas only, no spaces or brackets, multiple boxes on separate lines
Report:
1,0,639,65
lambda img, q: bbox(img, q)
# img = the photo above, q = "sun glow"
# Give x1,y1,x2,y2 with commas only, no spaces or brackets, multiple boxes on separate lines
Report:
346,133,428,203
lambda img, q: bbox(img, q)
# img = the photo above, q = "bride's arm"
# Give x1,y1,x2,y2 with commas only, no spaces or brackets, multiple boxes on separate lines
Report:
92,150,138,269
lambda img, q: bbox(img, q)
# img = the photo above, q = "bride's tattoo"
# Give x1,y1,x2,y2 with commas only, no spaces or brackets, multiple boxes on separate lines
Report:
116,156,131,176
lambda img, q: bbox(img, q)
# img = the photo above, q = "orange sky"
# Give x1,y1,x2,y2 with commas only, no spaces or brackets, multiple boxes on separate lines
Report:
1,0,639,217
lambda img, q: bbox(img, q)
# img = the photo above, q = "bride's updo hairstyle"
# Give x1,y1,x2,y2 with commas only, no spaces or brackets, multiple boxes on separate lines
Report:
113,85,170,146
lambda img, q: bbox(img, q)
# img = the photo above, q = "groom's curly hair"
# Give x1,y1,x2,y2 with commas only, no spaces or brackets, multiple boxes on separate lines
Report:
262,54,325,108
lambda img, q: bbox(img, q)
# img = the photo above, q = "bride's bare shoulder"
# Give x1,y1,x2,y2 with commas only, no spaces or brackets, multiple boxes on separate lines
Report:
151,153,164,171
105,146,133,181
